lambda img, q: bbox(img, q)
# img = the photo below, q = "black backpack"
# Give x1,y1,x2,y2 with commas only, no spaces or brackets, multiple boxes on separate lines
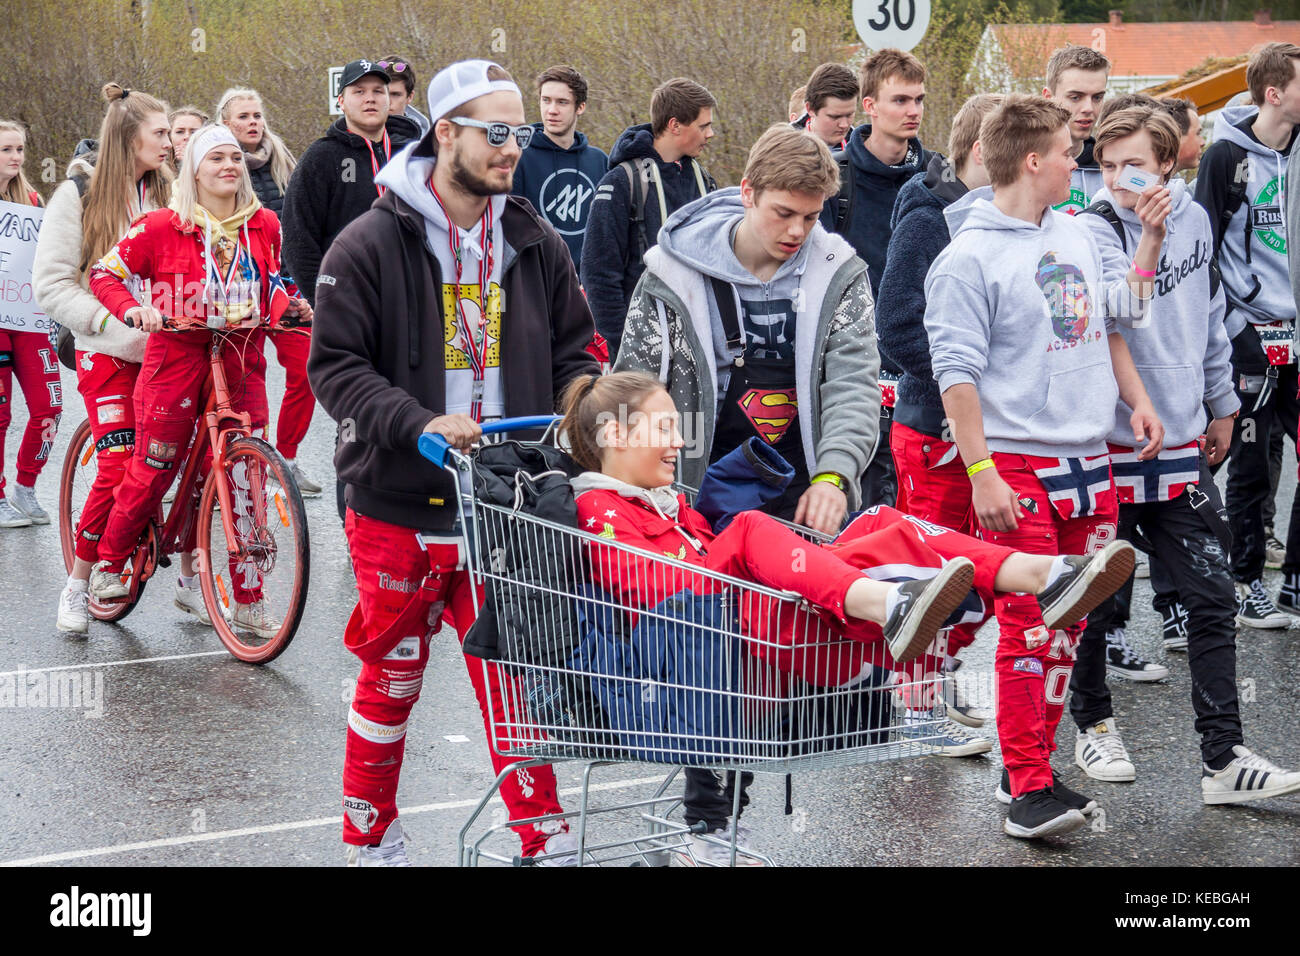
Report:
830,149,854,233
1081,197,1224,299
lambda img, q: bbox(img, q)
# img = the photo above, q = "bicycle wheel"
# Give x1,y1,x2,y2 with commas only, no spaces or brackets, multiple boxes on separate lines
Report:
197,436,309,664
57,418,147,623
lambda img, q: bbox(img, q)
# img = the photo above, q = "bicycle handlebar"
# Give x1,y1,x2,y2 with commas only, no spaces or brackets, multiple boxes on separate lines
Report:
417,415,560,468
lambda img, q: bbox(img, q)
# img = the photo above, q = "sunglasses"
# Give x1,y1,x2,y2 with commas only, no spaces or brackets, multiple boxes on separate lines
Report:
377,60,407,73
449,117,533,148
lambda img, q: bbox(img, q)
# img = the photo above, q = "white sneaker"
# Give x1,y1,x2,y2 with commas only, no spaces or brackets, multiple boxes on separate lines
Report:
56,580,90,634
677,821,765,867
231,600,281,638
11,484,48,524
1202,745,1300,805
162,484,177,505
345,818,411,866
1134,552,1149,579
286,460,322,498
532,830,595,867
0,497,32,528
1075,718,1136,782
174,581,213,625
88,560,128,601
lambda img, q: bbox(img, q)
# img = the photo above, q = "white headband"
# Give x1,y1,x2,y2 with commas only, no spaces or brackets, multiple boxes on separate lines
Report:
188,125,240,166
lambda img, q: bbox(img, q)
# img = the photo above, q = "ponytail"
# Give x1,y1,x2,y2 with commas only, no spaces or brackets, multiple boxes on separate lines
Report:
559,371,664,472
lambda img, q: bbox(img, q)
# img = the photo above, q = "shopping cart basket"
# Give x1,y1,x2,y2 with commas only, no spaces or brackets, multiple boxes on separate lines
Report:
418,417,958,866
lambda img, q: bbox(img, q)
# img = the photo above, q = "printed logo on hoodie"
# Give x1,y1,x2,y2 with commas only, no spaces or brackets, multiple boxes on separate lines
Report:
1053,186,1088,216
1250,174,1287,255
538,169,598,236
1033,252,1098,349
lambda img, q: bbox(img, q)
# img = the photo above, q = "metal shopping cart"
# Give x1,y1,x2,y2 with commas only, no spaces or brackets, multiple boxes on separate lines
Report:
418,417,957,867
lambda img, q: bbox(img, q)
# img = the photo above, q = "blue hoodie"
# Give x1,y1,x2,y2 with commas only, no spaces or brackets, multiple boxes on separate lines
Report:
579,123,716,357
512,123,608,267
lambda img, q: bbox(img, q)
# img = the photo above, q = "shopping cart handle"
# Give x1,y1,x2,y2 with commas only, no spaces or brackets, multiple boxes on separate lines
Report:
417,415,561,467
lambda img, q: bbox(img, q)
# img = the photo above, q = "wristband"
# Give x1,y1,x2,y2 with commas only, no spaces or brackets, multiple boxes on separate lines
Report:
1132,263,1156,279
966,457,996,478
810,472,844,490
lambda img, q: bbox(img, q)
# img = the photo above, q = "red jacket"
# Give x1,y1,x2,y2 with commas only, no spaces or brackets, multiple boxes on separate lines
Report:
88,207,297,326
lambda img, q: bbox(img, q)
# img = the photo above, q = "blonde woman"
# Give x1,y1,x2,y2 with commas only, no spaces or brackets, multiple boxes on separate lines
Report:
168,105,209,172
0,120,58,530
216,87,319,494
32,84,177,633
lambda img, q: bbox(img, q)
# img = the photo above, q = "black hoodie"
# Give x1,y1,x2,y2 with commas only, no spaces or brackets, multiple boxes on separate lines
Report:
281,113,420,304
579,122,716,356
511,123,608,266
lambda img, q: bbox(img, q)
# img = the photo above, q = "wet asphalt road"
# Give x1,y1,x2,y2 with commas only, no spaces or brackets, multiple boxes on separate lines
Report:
0,360,1298,867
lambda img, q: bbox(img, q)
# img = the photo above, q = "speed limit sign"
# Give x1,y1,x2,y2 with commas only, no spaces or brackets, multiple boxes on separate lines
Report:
852,0,931,52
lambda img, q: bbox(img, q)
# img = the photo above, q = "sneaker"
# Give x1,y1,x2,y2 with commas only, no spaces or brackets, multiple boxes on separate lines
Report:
345,818,411,866
10,484,48,524
1075,718,1137,782
1003,787,1087,839
1201,745,1300,805
56,580,90,635
174,581,213,625
1264,527,1285,570
0,497,32,528
287,460,322,498
882,558,976,664
231,600,281,639
996,768,1097,815
1160,601,1189,651
943,677,994,728
677,821,765,867
532,830,595,867
88,560,128,601
1278,573,1300,612
1037,541,1135,631
900,706,992,757
1235,579,1292,630
1134,551,1149,579
1104,627,1170,682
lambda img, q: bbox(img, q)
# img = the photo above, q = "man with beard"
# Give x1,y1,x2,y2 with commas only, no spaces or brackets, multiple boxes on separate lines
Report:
308,59,599,866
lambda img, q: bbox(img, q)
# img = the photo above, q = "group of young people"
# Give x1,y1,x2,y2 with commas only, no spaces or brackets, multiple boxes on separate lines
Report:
6,37,1300,866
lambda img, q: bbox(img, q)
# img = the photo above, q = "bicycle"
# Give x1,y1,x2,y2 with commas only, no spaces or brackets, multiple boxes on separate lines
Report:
58,318,310,663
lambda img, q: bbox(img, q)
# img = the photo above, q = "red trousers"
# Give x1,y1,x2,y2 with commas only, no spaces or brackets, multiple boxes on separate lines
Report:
0,330,62,495
73,351,139,562
978,454,1118,798
266,327,313,460
342,509,564,855
97,329,267,577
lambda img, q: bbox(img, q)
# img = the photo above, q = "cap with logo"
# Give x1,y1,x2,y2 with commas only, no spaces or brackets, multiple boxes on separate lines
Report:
425,59,522,125
339,58,390,91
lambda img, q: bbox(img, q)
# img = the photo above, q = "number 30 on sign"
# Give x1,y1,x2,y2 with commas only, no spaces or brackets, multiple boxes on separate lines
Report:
852,0,931,52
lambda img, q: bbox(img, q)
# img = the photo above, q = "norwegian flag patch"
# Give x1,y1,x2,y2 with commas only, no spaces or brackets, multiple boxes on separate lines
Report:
1108,441,1200,504
1022,453,1115,520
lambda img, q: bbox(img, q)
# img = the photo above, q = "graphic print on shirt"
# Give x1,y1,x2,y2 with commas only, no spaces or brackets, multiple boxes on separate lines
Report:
538,168,598,237
737,387,798,445
1033,252,1097,348
739,295,796,361
442,281,503,417
1250,174,1287,255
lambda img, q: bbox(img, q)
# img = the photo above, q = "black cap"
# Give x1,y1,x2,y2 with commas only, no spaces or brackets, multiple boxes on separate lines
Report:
339,58,390,91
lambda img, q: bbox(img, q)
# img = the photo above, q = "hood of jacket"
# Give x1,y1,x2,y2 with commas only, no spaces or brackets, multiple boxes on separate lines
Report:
608,123,659,166
326,113,421,153
655,187,812,285
526,124,593,154
570,471,681,518
891,154,968,230
845,122,927,185
941,185,995,235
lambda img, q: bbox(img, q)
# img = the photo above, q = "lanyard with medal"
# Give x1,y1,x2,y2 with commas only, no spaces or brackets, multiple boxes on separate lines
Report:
428,177,493,422
205,224,252,329
369,127,392,198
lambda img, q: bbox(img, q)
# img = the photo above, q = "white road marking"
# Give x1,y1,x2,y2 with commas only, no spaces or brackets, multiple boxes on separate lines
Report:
0,650,228,678
0,775,670,866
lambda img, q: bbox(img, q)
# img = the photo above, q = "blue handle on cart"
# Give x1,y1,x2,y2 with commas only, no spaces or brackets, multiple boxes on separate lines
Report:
417,415,561,467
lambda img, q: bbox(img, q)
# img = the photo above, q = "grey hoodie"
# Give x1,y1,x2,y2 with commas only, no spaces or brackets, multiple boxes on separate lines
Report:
1080,180,1238,448
1203,106,1294,334
926,197,1148,458
614,187,878,505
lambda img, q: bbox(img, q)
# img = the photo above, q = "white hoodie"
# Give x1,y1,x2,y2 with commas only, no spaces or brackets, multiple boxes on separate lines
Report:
925,197,1147,458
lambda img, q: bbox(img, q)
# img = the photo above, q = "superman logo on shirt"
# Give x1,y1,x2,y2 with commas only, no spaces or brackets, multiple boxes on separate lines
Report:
738,387,797,445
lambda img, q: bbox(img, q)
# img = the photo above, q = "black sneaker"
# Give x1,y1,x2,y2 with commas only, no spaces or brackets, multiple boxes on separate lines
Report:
1037,541,1135,631
995,769,1098,815
882,558,975,664
1278,573,1300,612
1104,627,1169,682
1160,601,1189,651
1003,786,1087,839
1235,579,1292,630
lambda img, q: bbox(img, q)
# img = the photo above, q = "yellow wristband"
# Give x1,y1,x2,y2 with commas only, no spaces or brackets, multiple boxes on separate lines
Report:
810,472,844,490
966,458,996,478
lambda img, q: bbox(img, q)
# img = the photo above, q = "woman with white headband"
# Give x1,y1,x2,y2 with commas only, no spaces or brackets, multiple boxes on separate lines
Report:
80,124,311,637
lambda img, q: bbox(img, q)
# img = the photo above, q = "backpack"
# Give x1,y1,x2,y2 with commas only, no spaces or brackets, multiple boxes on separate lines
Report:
49,172,92,371
620,156,713,261
1080,197,1223,299
830,149,854,233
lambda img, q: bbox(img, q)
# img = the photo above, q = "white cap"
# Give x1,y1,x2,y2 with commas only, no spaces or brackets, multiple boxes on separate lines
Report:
188,125,239,165
426,59,521,125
